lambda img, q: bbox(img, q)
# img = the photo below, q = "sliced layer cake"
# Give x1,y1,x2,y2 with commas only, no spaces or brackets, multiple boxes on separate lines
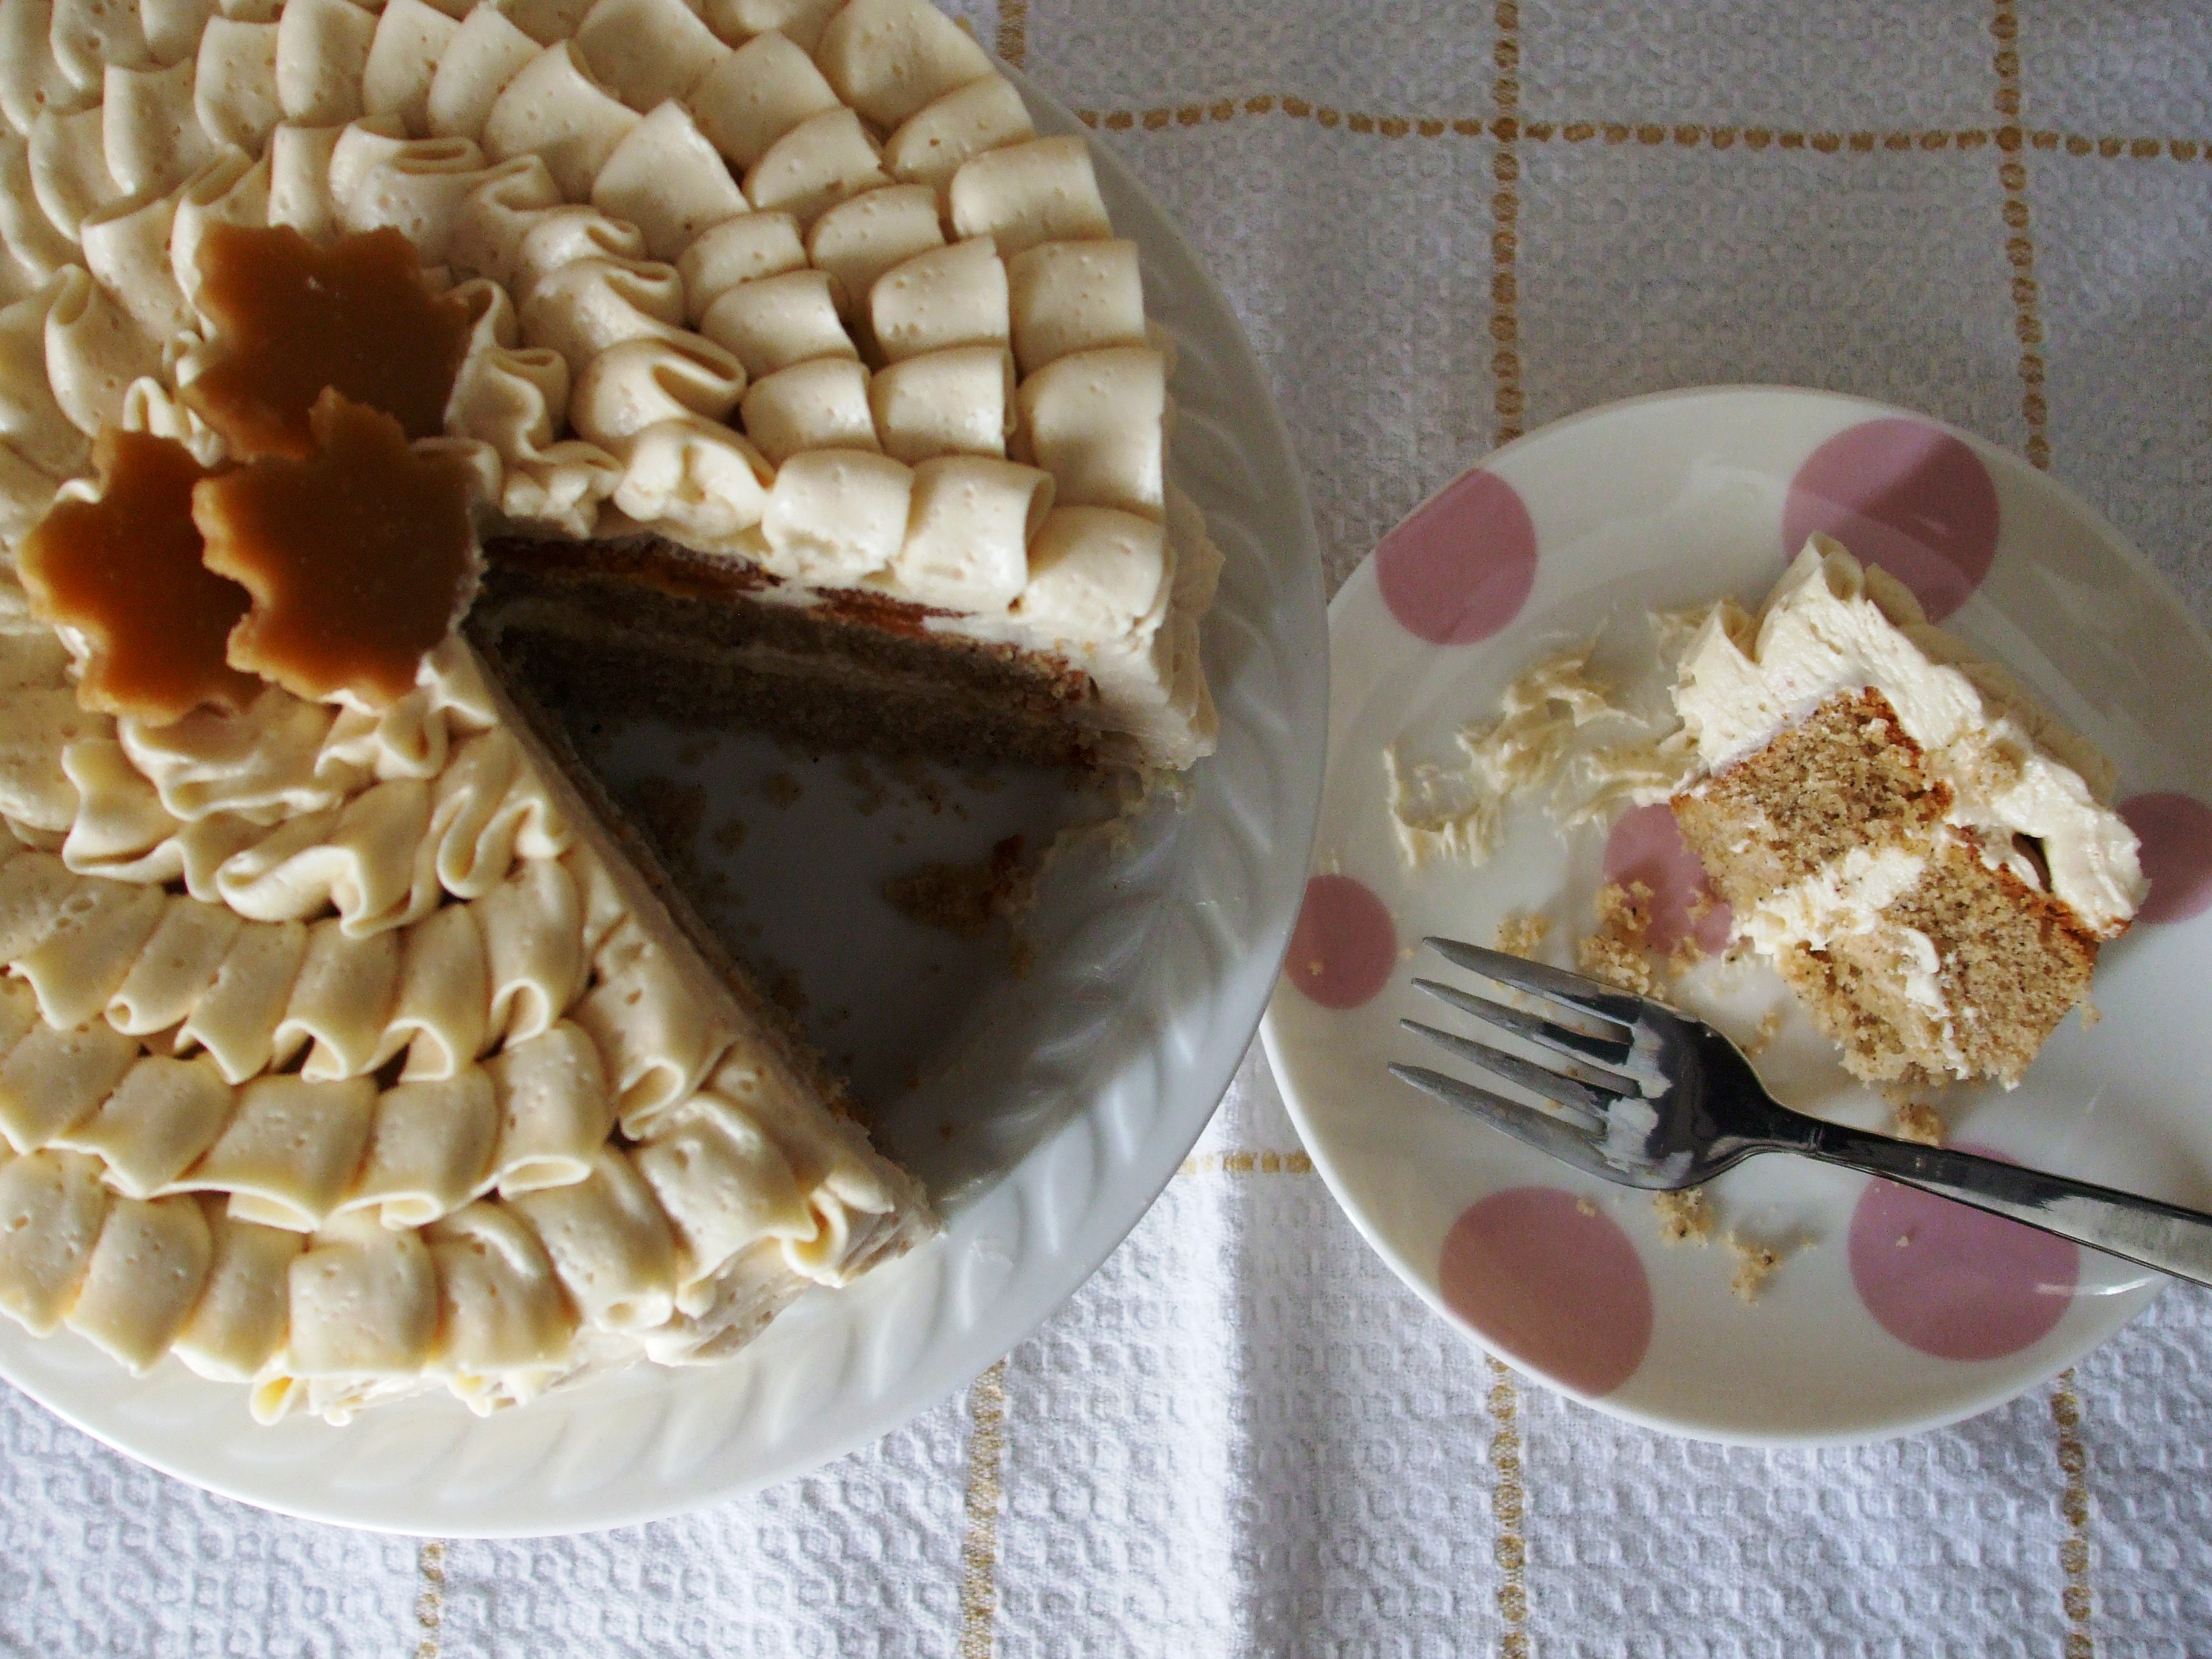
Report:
0,0,1216,1419
1670,539,2144,1087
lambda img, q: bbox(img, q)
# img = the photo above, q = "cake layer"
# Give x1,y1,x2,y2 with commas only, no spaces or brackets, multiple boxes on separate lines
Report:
1770,838,2099,1086
473,536,1097,766
461,644,934,1364
1672,689,1949,910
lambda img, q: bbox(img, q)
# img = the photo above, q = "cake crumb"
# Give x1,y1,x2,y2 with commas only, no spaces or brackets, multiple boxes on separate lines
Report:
1652,1188,1715,1245
1890,1100,1946,1146
889,758,962,817
1725,1231,1793,1302
1741,1007,1785,1058
1495,912,1551,959
768,968,809,1017
883,836,1036,938
687,861,739,917
760,770,803,806
842,756,890,815
2079,997,2102,1029
624,775,707,870
1577,881,1658,995
1574,1197,1598,1217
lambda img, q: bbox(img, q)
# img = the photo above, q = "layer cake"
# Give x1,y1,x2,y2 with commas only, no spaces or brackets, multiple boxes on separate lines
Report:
0,0,1217,1419
1670,538,2143,1088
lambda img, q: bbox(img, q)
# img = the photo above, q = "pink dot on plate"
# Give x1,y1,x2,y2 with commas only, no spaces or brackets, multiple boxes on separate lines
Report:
2120,791,2212,924
1603,802,1732,956
1286,874,1396,1009
1438,1187,1652,1396
1782,418,1999,623
1848,1144,2077,1362
1375,468,1538,645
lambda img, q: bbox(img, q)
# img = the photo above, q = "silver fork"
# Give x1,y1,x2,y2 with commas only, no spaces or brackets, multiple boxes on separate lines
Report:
1389,936,2212,1288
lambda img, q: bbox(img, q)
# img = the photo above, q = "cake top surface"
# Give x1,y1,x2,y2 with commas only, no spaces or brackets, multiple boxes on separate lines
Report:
1672,538,2145,935
0,0,1218,766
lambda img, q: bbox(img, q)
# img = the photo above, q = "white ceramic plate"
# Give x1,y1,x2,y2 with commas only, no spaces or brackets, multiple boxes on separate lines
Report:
0,75,1329,1533
1264,386,2212,1446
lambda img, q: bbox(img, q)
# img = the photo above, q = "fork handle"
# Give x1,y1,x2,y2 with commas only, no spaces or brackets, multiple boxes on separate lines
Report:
1787,1120,2212,1289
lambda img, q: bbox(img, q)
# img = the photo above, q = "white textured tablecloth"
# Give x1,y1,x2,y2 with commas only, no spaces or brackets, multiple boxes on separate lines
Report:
9,1,2212,1653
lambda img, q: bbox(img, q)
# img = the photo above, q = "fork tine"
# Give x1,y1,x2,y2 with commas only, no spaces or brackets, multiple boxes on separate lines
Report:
1401,1019,1621,1122
1421,937,1644,1027
1388,1062,1613,1177
1411,978,1638,1074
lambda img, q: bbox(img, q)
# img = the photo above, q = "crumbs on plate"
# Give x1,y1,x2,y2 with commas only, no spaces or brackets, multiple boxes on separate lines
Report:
1577,879,1660,995
1653,1189,1715,1246
1495,911,1552,959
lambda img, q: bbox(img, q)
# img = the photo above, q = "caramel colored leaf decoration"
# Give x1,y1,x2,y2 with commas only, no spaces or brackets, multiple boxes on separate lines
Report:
17,429,259,723
184,223,473,462
195,391,483,708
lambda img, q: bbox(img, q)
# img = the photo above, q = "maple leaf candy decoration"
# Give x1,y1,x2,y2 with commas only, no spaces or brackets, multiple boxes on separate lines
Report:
195,391,483,708
178,223,486,708
183,223,473,462
17,428,260,723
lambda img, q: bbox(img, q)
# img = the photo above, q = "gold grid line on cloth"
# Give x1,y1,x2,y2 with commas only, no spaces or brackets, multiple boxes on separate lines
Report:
412,1540,446,1659
1073,99,2211,162
958,1360,1010,1659
2053,1371,2097,1658
1489,0,1525,444
1488,1359,1531,1659
1487,11,1530,1649
1992,0,2051,468
1176,1148,1315,1176
995,0,1027,68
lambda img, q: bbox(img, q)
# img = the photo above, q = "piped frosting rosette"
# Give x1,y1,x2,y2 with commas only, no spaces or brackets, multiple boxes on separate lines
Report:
0,697,926,1419
0,0,1217,768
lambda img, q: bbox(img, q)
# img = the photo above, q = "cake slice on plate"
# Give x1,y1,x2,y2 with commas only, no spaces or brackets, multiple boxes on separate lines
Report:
1670,538,2143,1087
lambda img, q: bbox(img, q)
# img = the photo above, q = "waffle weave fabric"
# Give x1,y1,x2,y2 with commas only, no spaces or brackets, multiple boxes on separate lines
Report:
7,1,2212,1654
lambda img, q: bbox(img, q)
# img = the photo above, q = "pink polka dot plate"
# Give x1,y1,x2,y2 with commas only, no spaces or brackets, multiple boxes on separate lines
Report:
1263,386,2212,1444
